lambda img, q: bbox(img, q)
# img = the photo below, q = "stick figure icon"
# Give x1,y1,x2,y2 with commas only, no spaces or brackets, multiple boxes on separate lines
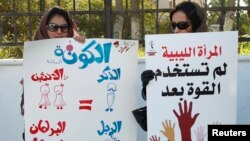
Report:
105,82,117,112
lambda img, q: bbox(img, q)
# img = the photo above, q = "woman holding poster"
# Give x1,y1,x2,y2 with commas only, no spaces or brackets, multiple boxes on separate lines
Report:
20,6,85,140
133,0,208,133
142,1,208,102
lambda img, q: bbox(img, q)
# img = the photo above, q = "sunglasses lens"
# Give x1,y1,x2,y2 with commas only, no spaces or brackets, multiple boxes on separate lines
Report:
47,24,69,33
171,21,190,30
47,24,58,32
60,25,69,32
178,21,190,29
171,23,177,30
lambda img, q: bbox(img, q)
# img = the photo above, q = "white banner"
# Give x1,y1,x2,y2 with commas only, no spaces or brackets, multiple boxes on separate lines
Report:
23,38,138,141
145,31,238,141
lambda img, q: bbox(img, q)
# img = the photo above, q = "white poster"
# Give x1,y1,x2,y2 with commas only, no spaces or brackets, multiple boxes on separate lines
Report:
23,38,138,141
145,31,238,141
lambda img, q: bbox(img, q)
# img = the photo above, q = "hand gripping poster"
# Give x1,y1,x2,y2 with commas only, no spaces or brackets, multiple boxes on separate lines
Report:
23,38,138,141
145,31,238,141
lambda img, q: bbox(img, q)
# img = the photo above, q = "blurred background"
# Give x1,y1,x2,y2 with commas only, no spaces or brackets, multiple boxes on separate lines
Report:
0,0,250,58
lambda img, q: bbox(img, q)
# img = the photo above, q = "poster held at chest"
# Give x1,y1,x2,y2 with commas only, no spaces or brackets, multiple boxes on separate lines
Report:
145,31,238,141
23,38,138,141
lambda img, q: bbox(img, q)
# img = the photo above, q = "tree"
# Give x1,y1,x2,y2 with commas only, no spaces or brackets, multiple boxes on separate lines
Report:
1,0,250,58
113,0,124,39
130,0,141,40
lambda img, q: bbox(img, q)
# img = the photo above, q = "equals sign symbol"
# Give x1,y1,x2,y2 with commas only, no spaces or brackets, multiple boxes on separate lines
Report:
79,99,93,111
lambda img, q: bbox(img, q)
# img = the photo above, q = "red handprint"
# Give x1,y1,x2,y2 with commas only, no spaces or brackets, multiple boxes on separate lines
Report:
173,100,199,141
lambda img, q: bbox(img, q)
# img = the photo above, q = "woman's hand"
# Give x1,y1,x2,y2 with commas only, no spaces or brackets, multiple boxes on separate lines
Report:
73,35,86,43
73,28,86,43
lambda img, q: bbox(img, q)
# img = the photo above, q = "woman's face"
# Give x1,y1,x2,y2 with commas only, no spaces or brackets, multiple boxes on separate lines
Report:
47,15,69,38
171,11,192,33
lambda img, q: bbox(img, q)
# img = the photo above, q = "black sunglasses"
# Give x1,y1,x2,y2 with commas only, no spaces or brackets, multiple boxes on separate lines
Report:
46,23,69,33
171,21,191,30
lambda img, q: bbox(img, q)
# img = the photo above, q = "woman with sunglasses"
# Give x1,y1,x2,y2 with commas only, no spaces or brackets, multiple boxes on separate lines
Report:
20,6,85,141
33,6,85,42
133,0,208,134
170,1,208,33
141,1,209,98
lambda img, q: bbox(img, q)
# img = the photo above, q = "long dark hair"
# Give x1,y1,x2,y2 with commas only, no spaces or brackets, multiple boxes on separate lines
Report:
170,1,208,32
33,6,77,40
